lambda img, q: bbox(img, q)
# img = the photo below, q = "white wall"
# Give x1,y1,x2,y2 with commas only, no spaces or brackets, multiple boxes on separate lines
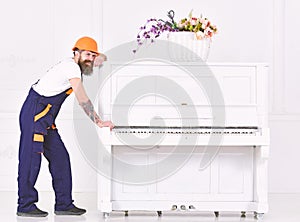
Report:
0,0,299,193
269,0,300,192
0,0,103,192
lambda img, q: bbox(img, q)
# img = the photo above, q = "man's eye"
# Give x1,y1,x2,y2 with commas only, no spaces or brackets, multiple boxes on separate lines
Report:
86,53,96,58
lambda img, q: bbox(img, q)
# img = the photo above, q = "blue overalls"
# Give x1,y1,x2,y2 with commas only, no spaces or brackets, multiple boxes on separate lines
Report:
17,86,75,213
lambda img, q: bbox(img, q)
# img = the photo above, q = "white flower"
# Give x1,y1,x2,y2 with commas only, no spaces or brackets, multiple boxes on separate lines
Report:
178,22,185,29
199,18,206,24
195,31,205,40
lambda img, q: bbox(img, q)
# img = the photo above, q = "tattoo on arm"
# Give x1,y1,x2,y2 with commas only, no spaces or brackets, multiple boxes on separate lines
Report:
79,100,102,125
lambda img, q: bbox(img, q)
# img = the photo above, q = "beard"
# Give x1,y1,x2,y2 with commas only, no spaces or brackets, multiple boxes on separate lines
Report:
78,56,94,76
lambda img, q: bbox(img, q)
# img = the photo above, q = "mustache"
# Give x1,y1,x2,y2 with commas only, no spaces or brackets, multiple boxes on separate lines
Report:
83,60,93,64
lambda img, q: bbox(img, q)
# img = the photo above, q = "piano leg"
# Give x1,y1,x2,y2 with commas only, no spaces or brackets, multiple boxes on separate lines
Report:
254,145,269,213
254,212,264,220
97,127,113,216
103,212,110,218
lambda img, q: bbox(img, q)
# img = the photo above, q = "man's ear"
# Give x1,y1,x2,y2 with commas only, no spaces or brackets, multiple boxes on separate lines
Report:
73,51,80,63
74,50,81,59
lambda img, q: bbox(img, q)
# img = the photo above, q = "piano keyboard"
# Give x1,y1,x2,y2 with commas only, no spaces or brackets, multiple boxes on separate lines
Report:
113,126,260,135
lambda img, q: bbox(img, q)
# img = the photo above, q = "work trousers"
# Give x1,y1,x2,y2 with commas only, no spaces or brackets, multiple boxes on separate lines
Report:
17,87,74,212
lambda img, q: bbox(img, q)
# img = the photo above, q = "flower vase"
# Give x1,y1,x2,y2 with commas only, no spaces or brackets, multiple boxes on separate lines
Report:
167,31,211,62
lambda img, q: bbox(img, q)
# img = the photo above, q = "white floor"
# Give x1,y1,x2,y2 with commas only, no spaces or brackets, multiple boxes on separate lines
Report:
1,192,299,222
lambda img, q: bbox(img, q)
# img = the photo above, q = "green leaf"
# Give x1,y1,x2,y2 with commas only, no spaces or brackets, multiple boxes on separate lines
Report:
188,9,193,18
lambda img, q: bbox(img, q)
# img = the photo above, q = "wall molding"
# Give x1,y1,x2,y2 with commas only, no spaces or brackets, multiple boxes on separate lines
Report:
270,114,300,121
271,0,286,115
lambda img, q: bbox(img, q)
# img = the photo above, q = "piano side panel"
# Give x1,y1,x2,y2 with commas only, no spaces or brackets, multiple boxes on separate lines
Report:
256,65,269,128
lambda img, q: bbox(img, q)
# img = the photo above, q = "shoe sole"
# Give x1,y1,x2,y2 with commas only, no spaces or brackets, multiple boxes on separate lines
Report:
17,212,48,217
54,211,86,216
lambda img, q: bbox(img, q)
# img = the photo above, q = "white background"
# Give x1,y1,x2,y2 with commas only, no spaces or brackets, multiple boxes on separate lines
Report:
0,0,299,193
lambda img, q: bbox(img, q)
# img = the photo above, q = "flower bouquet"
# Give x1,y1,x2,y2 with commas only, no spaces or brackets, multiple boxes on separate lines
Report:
176,10,217,40
134,10,218,61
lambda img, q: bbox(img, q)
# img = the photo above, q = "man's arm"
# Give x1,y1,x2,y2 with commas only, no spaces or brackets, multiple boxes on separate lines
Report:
79,99,102,124
69,78,114,129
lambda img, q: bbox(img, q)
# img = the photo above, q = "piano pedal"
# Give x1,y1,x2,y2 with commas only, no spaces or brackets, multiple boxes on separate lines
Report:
171,205,177,210
180,205,186,210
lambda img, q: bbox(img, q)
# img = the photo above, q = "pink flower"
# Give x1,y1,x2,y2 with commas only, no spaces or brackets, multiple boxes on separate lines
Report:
204,29,213,38
190,17,198,26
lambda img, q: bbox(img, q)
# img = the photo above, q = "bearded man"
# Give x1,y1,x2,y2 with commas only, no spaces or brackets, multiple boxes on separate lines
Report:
16,36,114,217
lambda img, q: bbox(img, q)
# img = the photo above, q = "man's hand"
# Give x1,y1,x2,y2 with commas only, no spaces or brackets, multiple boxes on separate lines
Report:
97,120,114,130
94,54,107,67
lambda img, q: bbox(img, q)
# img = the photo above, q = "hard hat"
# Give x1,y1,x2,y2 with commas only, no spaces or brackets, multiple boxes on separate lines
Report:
72,36,100,55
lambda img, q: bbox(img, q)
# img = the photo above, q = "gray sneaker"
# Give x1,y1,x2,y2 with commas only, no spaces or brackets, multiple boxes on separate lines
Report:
17,208,48,217
54,206,86,216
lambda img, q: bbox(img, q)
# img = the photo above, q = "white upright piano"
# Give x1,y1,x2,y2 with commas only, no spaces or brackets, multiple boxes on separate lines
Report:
97,61,269,220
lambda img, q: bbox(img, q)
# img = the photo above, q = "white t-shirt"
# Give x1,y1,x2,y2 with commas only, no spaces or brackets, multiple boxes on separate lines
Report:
32,58,81,96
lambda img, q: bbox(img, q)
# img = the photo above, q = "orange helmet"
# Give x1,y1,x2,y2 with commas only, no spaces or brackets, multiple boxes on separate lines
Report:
72,36,100,55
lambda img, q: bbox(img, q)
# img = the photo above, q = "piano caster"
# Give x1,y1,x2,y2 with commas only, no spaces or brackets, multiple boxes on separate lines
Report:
214,211,219,217
157,211,162,217
102,212,110,218
254,212,264,220
189,205,196,210
241,211,246,217
124,210,129,217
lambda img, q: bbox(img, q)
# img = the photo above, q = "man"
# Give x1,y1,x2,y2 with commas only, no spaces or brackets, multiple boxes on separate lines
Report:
17,36,114,217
